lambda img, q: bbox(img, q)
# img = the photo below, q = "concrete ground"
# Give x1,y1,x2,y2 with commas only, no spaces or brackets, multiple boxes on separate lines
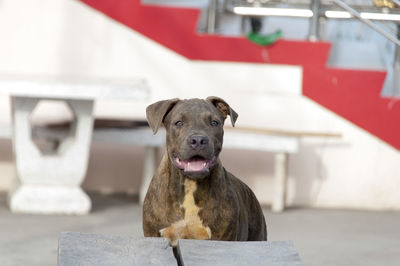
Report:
0,193,399,266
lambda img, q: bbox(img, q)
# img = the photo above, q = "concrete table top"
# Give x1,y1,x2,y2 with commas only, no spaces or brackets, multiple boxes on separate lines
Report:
177,239,304,266
58,232,176,266
58,232,304,266
0,75,149,100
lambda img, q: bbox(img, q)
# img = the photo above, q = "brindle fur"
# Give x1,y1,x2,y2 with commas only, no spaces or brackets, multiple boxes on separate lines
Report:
143,97,267,245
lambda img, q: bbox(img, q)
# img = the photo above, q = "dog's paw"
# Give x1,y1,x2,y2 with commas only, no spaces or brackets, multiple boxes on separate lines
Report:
160,220,187,247
160,220,212,246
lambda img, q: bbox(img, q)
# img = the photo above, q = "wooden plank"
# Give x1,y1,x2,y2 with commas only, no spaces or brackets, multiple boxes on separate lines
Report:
227,126,342,138
93,128,165,147
224,131,298,153
177,239,304,266
58,232,177,266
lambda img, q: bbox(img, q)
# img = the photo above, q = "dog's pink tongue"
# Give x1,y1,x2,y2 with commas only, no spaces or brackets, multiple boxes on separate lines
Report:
184,158,207,172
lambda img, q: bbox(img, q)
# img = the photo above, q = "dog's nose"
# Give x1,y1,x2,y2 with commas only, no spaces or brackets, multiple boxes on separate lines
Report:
188,135,209,150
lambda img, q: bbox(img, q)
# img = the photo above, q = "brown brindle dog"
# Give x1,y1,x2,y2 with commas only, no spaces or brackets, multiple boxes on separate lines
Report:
143,96,267,246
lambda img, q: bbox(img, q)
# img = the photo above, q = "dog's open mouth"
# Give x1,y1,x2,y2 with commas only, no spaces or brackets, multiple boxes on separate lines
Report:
174,155,216,173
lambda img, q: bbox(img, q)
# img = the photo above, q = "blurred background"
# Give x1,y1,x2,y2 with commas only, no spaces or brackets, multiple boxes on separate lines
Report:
0,0,399,265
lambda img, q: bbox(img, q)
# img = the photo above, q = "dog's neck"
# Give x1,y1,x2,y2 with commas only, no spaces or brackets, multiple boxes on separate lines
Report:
162,152,223,203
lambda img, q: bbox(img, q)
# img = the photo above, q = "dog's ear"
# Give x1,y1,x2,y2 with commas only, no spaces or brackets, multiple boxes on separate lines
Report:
206,96,238,127
146,98,180,134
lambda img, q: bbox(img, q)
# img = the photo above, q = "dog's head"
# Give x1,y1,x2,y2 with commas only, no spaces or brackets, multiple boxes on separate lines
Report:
146,96,238,180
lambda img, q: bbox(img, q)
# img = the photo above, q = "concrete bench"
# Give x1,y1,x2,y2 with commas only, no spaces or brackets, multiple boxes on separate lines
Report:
58,232,304,266
0,76,149,215
95,124,299,212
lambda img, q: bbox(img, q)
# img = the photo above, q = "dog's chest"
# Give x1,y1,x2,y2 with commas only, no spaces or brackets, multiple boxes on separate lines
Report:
182,179,201,216
181,179,212,238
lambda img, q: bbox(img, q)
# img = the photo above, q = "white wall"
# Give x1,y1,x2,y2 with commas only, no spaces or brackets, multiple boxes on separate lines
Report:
0,0,399,210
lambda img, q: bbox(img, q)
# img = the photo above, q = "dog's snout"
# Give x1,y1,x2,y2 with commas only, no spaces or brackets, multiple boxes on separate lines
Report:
188,135,209,150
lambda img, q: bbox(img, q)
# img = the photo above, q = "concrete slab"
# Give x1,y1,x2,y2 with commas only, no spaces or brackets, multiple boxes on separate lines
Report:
177,239,304,266
58,232,176,266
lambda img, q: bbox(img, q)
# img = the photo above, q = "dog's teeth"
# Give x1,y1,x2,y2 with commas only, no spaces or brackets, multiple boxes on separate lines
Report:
184,160,208,172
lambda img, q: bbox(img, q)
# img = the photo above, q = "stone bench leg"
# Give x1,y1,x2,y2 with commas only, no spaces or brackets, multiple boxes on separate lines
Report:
272,152,288,213
8,96,94,214
139,146,159,204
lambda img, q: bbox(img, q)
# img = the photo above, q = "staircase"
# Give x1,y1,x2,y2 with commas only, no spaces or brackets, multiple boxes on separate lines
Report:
80,0,400,150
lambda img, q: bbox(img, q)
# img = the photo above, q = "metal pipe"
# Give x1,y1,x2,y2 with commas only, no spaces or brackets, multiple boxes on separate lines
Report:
331,0,400,47
207,0,218,34
394,25,400,96
240,16,247,35
394,46,400,96
309,0,320,41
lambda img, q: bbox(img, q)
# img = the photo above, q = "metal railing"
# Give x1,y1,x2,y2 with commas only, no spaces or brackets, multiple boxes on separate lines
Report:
206,0,400,96
219,0,400,45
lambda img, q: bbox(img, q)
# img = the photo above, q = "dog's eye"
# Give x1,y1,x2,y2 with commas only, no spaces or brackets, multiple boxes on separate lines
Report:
210,120,220,127
175,120,184,127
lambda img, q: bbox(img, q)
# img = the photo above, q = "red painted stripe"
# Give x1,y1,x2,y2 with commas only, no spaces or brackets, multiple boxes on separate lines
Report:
80,0,400,150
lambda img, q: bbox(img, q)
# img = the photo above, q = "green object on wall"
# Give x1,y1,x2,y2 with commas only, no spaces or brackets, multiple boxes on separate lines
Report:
247,30,282,46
